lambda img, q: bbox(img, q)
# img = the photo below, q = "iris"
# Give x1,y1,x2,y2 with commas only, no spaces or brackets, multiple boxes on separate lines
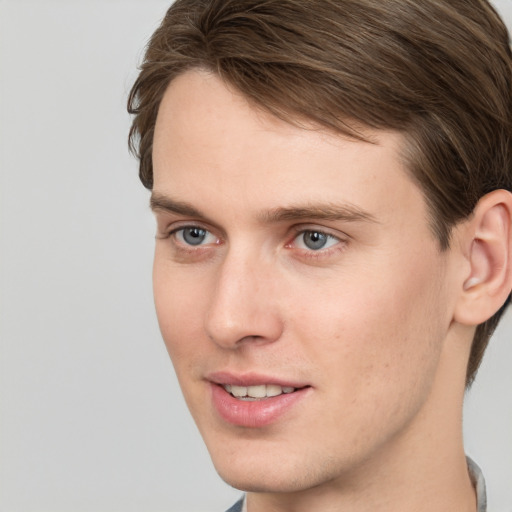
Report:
302,231,329,250
182,227,208,245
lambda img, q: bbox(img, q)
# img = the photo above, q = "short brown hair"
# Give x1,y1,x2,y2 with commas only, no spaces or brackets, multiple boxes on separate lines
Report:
128,0,512,385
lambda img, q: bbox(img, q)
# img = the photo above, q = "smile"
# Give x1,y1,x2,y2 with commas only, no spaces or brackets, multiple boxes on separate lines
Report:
209,378,311,427
222,384,297,400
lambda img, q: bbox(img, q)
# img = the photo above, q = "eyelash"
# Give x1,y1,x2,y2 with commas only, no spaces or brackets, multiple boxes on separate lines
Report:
160,224,346,260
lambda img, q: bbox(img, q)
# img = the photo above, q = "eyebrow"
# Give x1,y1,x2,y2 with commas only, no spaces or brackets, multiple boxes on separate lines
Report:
150,193,207,218
150,192,378,225
259,204,378,224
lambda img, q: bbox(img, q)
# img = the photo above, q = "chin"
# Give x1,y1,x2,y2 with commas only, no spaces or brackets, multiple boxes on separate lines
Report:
217,468,306,494
211,448,341,494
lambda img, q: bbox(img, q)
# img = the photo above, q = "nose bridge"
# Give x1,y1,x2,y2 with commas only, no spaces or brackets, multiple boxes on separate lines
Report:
205,244,282,348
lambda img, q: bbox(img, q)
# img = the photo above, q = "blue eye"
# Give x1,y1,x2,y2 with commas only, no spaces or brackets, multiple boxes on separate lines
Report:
294,230,339,251
175,227,216,246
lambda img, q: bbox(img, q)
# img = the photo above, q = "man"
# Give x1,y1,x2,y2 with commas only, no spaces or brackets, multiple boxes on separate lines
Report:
128,1,512,510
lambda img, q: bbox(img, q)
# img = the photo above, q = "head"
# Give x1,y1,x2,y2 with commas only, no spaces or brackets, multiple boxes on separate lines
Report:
128,0,512,497
129,0,512,387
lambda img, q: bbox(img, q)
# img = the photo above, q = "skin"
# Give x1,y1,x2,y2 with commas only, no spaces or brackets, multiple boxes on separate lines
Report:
151,70,479,511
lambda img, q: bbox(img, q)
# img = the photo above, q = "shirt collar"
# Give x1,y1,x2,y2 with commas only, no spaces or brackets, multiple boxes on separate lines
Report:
467,456,487,512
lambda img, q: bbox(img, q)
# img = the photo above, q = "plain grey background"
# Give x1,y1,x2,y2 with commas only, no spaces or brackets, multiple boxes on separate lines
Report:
0,1,511,511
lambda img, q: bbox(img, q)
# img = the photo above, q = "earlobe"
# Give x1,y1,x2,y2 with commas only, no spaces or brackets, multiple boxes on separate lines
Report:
454,189,512,326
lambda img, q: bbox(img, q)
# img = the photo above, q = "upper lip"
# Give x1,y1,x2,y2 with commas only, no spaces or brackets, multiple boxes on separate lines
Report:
206,371,309,388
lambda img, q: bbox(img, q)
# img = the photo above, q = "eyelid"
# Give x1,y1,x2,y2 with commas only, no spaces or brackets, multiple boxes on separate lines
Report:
155,218,217,238
288,224,347,242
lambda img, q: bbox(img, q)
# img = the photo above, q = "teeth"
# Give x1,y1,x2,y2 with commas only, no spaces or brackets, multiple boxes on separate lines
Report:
222,384,297,399
248,385,266,398
266,384,282,397
230,385,247,397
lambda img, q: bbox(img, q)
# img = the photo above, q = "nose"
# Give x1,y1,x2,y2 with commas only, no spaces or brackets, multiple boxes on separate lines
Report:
204,249,283,349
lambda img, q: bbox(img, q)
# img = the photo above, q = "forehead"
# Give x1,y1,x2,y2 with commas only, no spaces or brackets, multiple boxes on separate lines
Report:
152,70,428,233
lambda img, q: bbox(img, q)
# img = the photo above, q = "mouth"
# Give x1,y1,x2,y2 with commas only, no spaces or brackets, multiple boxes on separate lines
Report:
208,373,311,427
222,383,302,401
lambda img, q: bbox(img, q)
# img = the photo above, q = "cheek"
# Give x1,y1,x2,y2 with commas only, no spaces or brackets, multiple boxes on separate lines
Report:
152,256,210,366
279,261,449,459
289,250,450,403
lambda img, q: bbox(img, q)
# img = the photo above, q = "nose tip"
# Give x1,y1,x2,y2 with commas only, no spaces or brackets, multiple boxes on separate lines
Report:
206,314,282,349
204,260,283,349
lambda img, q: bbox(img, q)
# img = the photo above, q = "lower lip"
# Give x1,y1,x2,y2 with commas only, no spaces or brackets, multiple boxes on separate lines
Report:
210,384,309,428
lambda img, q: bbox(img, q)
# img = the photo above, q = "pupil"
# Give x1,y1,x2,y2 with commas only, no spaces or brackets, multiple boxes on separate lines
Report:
183,227,206,245
304,231,327,250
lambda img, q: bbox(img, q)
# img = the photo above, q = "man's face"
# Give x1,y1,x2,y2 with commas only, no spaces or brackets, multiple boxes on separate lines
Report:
151,70,460,493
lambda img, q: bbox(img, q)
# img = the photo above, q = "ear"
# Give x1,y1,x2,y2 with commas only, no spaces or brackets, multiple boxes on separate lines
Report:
454,189,512,326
